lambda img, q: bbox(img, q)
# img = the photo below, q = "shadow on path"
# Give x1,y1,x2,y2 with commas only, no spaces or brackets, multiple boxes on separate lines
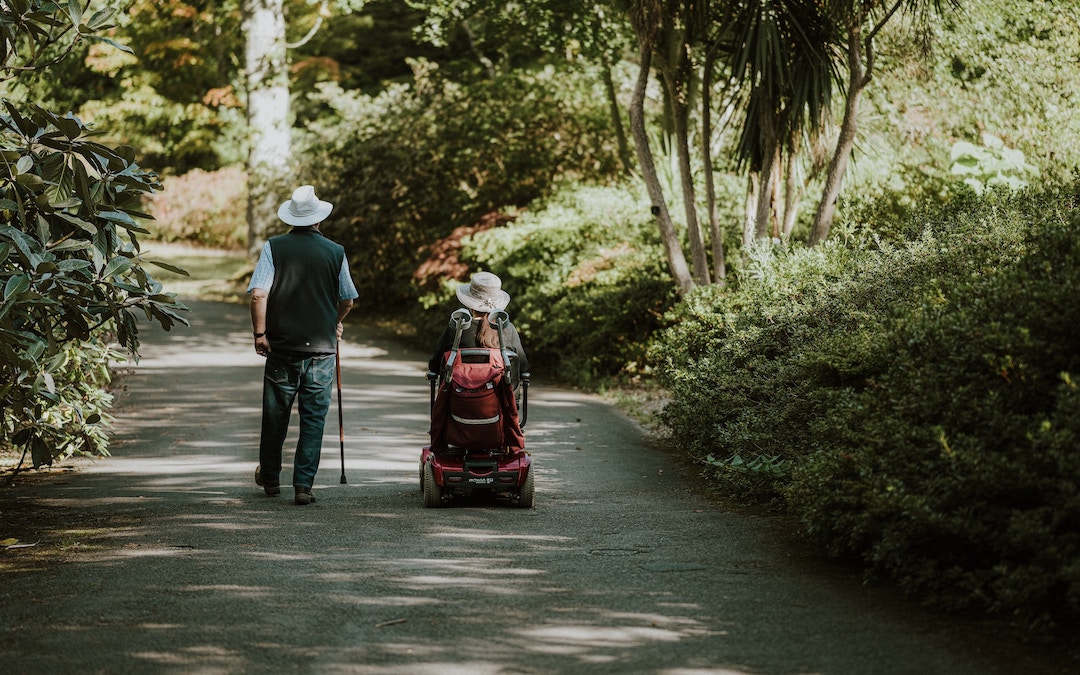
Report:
0,300,1070,674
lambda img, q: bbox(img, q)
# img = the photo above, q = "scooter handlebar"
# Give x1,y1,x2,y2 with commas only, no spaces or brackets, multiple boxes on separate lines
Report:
486,309,509,329
450,307,473,331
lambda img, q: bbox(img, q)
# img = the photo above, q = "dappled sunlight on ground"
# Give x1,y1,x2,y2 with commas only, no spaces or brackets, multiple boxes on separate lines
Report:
1,300,1020,674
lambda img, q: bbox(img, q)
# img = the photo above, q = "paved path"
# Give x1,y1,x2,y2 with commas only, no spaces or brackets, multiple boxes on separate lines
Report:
0,299,1063,674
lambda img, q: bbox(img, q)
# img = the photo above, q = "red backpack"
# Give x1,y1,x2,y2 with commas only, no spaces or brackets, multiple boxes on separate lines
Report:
429,310,525,452
443,348,510,449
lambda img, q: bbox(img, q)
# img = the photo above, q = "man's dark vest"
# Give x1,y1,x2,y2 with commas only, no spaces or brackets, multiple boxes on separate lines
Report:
266,229,344,355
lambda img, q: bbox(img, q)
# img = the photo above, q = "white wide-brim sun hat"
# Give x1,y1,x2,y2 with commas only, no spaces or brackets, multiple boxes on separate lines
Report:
456,271,511,312
278,185,333,227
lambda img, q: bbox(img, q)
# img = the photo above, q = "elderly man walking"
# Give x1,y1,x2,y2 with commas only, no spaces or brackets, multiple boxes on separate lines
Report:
248,185,359,505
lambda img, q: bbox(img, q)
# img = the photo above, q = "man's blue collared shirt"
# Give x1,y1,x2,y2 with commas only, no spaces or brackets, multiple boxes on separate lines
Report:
247,241,359,301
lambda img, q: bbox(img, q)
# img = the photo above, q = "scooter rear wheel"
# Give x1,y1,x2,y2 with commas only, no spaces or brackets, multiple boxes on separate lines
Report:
422,459,444,508
516,467,535,509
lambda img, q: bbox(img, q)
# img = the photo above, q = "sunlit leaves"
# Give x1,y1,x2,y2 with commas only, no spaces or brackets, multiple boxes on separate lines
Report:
949,133,1040,195
1,2,188,467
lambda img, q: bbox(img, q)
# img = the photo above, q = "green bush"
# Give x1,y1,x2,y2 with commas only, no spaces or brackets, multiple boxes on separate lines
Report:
419,183,677,386
1,339,117,465
143,167,247,249
0,104,188,468
0,6,188,470
303,64,622,312
655,185,1080,628
840,0,1080,228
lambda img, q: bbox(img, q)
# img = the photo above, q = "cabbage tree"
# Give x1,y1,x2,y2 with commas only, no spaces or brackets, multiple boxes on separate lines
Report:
807,0,958,245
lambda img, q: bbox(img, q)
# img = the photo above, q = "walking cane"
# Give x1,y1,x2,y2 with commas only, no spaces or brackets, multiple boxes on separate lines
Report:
336,341,347,484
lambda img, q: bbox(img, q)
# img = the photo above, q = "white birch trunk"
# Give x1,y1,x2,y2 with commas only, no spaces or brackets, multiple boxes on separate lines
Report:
243,0,292,256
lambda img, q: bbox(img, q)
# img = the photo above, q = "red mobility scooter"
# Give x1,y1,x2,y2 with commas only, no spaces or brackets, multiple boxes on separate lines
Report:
421,308,533,508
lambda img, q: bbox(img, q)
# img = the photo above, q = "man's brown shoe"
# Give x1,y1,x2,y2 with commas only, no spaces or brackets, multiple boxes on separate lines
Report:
255,466,280,496
294,488,316,505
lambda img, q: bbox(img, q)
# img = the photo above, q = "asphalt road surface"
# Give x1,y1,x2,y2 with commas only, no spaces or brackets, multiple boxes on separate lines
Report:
0,299,1069,674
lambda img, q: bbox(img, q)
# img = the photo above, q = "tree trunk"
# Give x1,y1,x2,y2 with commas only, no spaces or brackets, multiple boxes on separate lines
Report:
781,139,801,240
743,171,759,250
602,61,634,176
668,79,710,285
753,127,778,241
653,10,707,284
629,44,694,295
243,0,292,257
701,49,725,285
809,19,867,247
769,147,782,239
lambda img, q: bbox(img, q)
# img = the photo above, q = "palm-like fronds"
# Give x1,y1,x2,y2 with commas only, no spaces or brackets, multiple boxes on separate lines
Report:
717,0,841,171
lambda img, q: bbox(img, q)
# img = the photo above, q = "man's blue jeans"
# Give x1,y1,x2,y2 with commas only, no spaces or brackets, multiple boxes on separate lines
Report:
258,352,335,490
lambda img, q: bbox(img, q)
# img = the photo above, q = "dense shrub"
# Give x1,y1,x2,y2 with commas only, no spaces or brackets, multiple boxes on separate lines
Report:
1,339,117,464
418,184,677,386
143,167,247,249
302,64,622,312
654,185,1080,628
1,6,188,470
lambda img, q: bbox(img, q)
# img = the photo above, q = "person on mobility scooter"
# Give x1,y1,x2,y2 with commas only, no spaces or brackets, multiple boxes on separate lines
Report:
422,272,533,508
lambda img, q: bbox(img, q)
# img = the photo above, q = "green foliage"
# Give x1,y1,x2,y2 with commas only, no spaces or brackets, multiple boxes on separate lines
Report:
1,6,188,469
418,183,677,386
292,0,463,97
1,338,118,466
144,167,247,249
2,1,249,174
305,63,622,312
654,184,1080,628
949,133,1039,195
849,0,1080,222
406,0,633,72
0,1,133,74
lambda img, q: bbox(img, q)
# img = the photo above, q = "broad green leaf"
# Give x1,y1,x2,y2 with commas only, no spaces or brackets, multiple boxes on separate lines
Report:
55,115,82,140
4,274,30,300
86,35,133,54
51,197,83,209
101,256,133,279
67,0,84,26
146,260,190,276
49,239,93,253
98,210,136,226
16,173,44,190
56,212,98,235
4,102,38,137
0,224,43,261
47,350,69,371
57,258,93,271
34,261,57,275
87,8,117,30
